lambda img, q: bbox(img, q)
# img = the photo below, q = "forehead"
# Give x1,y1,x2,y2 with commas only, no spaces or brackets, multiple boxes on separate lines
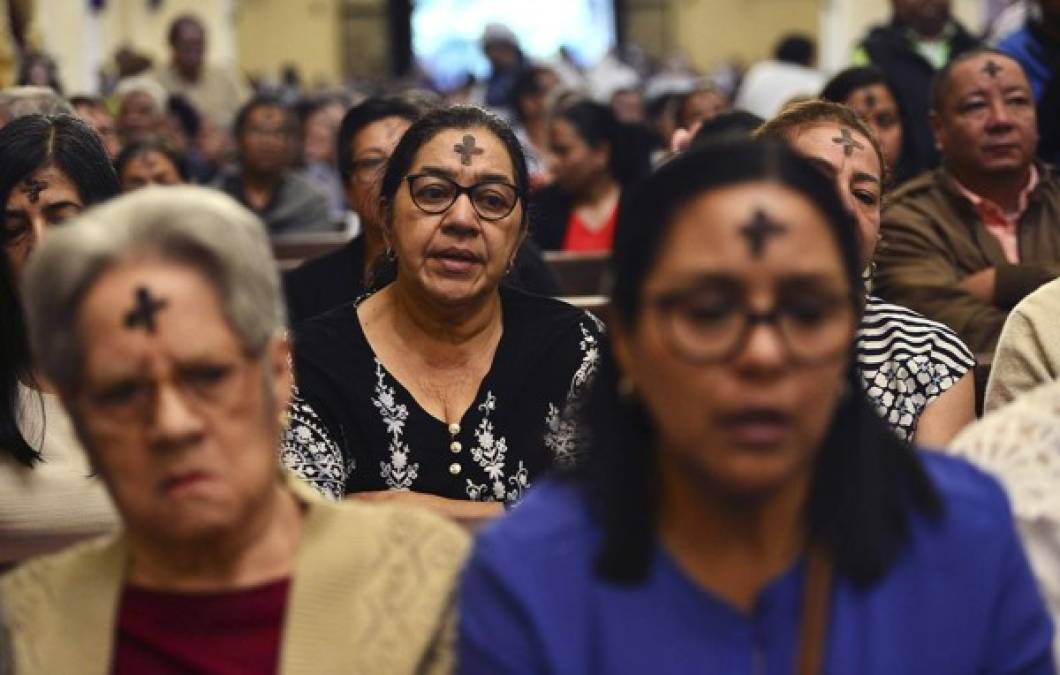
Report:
949,55,1029,96
129,151,176,170
78,260,241,374
353,116,411,153
788,124,881,177
6,167,81,207
649,182,847,285
848,83,895,106
412,127,515,180
247,105,291,127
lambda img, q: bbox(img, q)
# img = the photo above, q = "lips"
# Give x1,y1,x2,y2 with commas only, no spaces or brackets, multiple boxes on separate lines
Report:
717,408,793,449
429,247,484,275
161,470,210,496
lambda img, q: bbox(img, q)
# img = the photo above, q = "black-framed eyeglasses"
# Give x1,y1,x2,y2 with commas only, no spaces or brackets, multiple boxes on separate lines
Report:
651,287,857,365
405,173,520,221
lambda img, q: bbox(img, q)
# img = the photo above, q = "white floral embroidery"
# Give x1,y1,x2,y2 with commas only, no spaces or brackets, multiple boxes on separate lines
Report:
373,359,419,490
544,317,602,466
280,384,346,500
465,392,525,503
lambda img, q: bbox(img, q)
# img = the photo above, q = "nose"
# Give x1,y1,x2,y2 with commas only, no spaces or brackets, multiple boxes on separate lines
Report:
148,383,205,451
986,99,1015,130
733,318,787,377
440,192,481,238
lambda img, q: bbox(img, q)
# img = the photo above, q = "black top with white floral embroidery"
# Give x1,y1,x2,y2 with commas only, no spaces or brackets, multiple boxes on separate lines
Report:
280,286,603,502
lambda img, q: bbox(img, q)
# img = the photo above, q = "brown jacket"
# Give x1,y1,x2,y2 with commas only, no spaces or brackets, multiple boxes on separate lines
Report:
875,165,1060,354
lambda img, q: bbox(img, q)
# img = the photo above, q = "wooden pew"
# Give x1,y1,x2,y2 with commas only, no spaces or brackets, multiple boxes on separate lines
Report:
271,232,352,271
543,251,611,297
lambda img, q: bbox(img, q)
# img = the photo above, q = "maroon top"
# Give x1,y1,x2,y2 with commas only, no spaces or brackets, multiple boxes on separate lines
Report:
112,578,290,675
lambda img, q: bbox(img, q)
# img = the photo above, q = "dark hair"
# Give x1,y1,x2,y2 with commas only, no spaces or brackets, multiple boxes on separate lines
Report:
68,94,104,111
689,110,764,147
17,54,62,95
930,48,1020,113
380,105,529,222
509,66,551,124
584,140,942,587
554,100,652,187
336,96,424,185
167,94,202,141
168,14,205,45
114,139,190,186
775,34,816,66
0,114,120,466
233,94,293,138
820,66,894,107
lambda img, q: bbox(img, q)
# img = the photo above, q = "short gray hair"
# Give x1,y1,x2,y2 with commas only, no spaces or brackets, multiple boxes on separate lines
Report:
0,86,74,125
22,186,286,391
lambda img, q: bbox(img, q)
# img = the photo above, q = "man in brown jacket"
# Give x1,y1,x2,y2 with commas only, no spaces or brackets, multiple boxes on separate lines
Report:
876,49,1060,355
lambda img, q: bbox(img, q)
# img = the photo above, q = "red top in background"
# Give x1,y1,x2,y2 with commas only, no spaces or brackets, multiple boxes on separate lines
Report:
563,204,619,253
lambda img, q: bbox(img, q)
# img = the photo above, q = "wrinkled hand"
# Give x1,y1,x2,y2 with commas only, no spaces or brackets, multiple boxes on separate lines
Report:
350,491,504,530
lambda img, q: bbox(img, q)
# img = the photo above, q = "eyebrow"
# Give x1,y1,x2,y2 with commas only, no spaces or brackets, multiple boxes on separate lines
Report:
417,164,514,184
661,271,845,293
852,171,881,186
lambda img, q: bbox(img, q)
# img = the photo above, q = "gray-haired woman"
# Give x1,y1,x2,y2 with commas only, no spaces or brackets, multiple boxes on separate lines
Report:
0,186,467,675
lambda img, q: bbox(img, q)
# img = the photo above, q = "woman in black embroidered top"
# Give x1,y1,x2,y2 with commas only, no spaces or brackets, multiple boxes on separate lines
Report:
281,106,602,526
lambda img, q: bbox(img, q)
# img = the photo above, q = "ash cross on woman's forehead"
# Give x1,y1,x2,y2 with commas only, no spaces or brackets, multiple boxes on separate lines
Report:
124,286,169,334
740,209,786,258
21,178,47,204
832,127,864,157
453,134,484,165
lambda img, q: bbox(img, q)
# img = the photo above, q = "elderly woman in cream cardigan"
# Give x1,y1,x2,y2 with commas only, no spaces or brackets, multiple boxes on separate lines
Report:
0,187,468,675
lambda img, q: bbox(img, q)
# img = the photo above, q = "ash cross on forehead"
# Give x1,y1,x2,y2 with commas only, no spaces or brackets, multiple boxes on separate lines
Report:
832,127,864,157
124,286,169,334
740,209,786,258
982,60,1003,78
864,91,877,110
21,178,47,204
453,134,484,165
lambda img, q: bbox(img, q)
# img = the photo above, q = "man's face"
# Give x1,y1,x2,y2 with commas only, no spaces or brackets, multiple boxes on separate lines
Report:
932,54,1038,179
66,259,292,544
117,92,163,145
172,23,206,79
892,0,951,37
238,105,296,176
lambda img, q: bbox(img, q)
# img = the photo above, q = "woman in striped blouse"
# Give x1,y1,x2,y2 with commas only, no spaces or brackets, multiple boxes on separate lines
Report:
755,100,976,445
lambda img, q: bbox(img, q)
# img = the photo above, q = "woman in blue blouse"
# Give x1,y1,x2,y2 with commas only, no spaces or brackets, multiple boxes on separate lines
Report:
458,141,1054,674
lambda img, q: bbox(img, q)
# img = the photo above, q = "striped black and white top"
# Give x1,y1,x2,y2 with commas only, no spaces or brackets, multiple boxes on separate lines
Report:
857,295,976,442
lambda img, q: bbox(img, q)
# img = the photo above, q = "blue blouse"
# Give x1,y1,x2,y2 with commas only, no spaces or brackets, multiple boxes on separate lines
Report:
458,452,1055,674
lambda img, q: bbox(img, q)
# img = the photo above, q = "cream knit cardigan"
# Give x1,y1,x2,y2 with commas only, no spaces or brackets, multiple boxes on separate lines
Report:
0,474,470,674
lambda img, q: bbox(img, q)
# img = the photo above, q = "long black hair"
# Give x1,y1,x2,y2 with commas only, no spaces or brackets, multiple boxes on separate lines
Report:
584,140,942,587
0,114,119,466
553,100,652,188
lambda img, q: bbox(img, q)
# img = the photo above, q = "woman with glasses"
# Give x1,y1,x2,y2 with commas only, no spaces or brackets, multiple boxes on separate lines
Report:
2,186,467,673
458,141,1053,674
281,106,603,526
756,101,975,446
283,96,558,325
